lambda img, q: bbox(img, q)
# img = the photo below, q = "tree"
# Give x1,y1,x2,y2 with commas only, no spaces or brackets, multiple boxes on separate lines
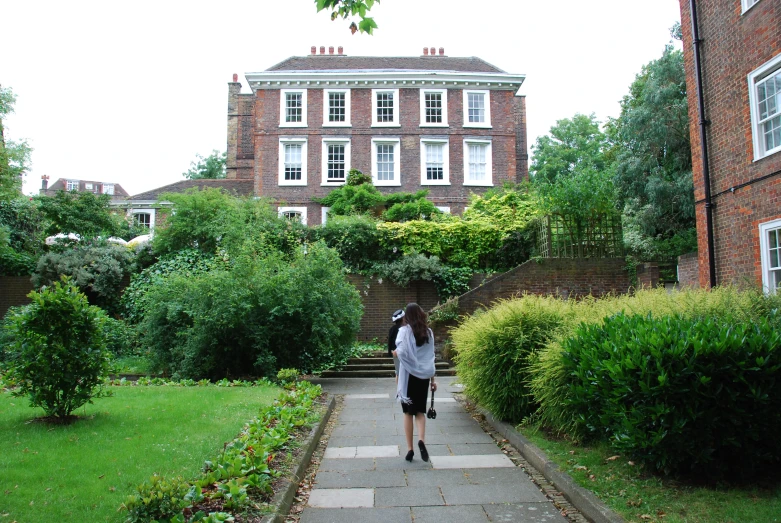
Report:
0,85,32,199
37,191,128,239
314,0,379,34
608,45,695,260
182,150,226,180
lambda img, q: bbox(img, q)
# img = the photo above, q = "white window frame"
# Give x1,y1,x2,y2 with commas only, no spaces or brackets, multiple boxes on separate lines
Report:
66,180,79,191
463,89,492,128
742,0,761,13
104,184,114,195
130,208,156,230
323,89,351,127
278,137,308,186
278,206,308,225
419,89,448,127
321,138,351,186
321,206,330,225
279,89,307,127
463,138,493,186
436,206,451,214
748,53,781,161
759,218,781,294
420,138,450,186
371,138,401,186
372,89,400,127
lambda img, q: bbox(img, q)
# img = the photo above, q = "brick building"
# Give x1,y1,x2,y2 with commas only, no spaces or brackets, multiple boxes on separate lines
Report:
227,46,527,224
678,0,781,291
39,176,129,201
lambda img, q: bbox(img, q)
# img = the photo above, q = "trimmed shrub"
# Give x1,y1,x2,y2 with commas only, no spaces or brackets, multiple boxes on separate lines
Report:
315,215,391,271
3,278,111,419
451,296,570,422
560,312,781,477
372,253,442,287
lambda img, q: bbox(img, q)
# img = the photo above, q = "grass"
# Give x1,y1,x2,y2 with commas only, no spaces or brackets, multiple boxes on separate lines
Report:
0,384,278,523
519,425,781,523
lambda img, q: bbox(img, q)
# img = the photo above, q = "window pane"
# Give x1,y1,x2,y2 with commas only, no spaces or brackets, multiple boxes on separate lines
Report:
425,92,442,123
67,181,78,191
376,92,394,122
770,229,780,269
376,144,395,181
284,144,302,180
104,184,114,195
329,92,345,122
327,144,346,180
134,213,151,228
286,93,302,123
468,93,485,123
468,144,486,181
282,211,302,222
772,269,781,291
426,143,444,180
770,229,779,249
763,115,781,152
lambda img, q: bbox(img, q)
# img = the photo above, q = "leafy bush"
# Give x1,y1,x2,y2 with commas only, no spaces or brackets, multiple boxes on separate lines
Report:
32,242,134,314
428,297,460,326
314,214,392,271
560,312,781,477
276,368,299,385
313,181,385,216
372,252,443,287
451,296,570,422
120,474,194,523
0,198,44,275
3,278,111,419
141,242,362,379
37,191,131,239
433,265,473,299
101,315,139,356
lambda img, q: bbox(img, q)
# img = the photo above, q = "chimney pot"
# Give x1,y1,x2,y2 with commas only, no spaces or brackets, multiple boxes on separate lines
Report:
41,175,49,190
423,47,429,55
320,46,326,54
232,73,238,82
430,47,435,55
439,47,445,55
311,46,316,55
338,46,343,55
329,46,334,54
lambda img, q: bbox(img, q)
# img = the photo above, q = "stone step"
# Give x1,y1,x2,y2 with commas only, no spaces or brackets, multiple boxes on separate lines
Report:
340,362,451,371
348,357,395,365
319,368,457,378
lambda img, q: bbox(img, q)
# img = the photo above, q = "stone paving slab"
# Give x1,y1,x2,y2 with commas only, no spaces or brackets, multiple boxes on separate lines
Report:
356,445,399,458
301,507,412,523
307,488,374,508
431,454,515,469
374,486,445,507
441,483,549,505
344,393,390,399
482,503,569,523
465,467,537,485
327,436,377,447
375,457,433,470
315,470,406,488
317,458,376,472
447,443,505,455
405,468,471,487
411,505,491,523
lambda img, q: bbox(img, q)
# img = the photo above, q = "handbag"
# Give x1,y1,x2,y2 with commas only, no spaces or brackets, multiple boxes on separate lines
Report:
427,387,437,419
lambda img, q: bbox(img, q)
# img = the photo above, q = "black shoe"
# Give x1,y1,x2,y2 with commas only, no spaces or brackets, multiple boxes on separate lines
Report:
418,440,429,462
405,450,414,462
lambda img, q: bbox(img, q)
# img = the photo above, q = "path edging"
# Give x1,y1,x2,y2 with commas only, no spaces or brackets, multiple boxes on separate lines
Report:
261,394,336,523
477,405,625,523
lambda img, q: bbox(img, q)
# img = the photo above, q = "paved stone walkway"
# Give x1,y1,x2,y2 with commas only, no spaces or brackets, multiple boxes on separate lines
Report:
303,377,568,523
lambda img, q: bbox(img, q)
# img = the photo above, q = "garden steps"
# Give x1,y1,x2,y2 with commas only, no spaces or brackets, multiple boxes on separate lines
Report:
320,351,456,378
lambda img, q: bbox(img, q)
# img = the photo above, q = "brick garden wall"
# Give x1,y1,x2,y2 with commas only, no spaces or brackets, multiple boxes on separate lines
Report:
677,252,699,288
0,276,34,318
636,263,661,289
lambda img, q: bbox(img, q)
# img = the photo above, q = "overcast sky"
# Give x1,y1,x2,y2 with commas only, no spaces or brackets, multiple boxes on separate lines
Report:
3,0,683,197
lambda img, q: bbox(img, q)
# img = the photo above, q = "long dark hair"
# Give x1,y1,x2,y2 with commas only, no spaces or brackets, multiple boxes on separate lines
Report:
405,303,429,346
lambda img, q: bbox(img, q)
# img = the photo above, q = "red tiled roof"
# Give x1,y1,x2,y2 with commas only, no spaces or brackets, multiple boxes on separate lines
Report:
265,55,507,74
126,179,254,201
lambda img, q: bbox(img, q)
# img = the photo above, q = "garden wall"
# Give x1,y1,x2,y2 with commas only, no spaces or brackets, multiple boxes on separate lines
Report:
0,276,34,318
677,252,699,288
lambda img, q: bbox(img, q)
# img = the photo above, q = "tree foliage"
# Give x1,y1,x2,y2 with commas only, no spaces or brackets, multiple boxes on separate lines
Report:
0,85,32,199
182,150,226,180
37,191,129,239
315,0,379,34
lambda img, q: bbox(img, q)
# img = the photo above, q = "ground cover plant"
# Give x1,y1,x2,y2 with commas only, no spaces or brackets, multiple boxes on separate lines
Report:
0,382,278,523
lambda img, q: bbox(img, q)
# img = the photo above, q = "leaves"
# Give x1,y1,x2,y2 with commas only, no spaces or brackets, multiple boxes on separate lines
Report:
313,0,379,34
182,150,227,180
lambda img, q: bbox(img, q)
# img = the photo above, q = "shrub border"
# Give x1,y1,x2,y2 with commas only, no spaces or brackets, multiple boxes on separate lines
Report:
260,395,336,523
475,404,625,523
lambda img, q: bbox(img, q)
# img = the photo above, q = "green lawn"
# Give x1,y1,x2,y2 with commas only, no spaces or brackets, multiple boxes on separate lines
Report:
0,384,278,523
520,426,781,523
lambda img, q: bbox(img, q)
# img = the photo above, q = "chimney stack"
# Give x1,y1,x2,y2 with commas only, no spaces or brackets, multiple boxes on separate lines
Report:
311,46,316,55
41,175,49,191
338,46,343,55
329,46,334,54
423,47,429,56
430,47,435,56
320,46,326,54
439,47,445,55
232,73,238,82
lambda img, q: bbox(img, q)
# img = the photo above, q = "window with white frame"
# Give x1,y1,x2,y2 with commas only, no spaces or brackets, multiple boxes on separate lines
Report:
278,138,308,186
278,206,308,225
280,89,307,127
323,89,351,126
463,139,493,186
420,138,450,185
463,90,491,127
372,89,400,126
742,0,761,13
435,206,451,214
103,184,114,195
131,209,155,230
321,206,330,225
760,219,781,294
85,183,93,191
371,138,401,186
66,180,79,191
321,138,351,185
749,54,781,160
420,89,448,126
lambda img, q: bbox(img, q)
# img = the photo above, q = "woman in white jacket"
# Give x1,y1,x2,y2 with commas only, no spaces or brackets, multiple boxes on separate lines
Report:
392,303,437,462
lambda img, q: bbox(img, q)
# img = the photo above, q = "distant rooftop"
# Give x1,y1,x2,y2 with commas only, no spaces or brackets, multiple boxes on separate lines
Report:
125,179,254,202
266,55,507,74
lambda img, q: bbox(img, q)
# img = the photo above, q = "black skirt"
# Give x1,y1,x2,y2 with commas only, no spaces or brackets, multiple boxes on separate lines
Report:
401,374,430,416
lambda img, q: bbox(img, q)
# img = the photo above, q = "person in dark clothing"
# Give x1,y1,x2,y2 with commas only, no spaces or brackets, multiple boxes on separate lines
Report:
388,309,405,377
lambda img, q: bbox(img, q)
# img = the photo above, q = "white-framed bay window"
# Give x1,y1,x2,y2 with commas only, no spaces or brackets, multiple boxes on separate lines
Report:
420,138,450,185
323,89,351,127
371,138,401,186
748,53,781,160
278,206,308,225
279,89,307,127
463,89,491,128
463,138,493,186
321,137,351,185
420,89,448,127
278,138,308,186
742,0,761,13
760,218,781,294
372,89,400,127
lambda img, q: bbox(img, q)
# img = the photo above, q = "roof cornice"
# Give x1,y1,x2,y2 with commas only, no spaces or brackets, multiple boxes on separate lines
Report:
245,70,526,94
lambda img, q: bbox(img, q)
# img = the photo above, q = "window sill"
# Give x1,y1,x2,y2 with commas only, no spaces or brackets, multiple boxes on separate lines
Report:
374,181,402,187
371,123,401,128
322,123,352,128
421,181,451,186
420,123,449,128
463,123,493,129
278,181,308,186
463,181,494,187
753,147,781,162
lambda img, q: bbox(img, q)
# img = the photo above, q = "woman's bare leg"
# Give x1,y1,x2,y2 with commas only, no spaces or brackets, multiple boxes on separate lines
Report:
414,412,426,442
404,413,414,451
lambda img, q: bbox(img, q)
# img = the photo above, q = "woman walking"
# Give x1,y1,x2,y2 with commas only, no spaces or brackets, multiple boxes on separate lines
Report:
392,303,437,462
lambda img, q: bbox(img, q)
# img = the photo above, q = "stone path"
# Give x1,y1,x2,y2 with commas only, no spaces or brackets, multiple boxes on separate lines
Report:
303,377,568,523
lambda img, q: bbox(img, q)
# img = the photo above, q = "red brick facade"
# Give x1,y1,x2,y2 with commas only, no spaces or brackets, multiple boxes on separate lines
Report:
679,0,781,289
227,52,528,224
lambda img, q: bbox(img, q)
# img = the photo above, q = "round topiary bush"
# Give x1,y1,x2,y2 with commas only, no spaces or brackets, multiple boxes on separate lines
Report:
560,312,781,478
4,278,111,421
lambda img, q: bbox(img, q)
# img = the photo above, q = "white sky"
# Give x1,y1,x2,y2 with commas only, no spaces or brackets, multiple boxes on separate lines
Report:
3,0,683,197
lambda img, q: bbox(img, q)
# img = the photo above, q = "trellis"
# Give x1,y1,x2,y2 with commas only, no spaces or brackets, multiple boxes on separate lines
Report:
538,213,624,258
